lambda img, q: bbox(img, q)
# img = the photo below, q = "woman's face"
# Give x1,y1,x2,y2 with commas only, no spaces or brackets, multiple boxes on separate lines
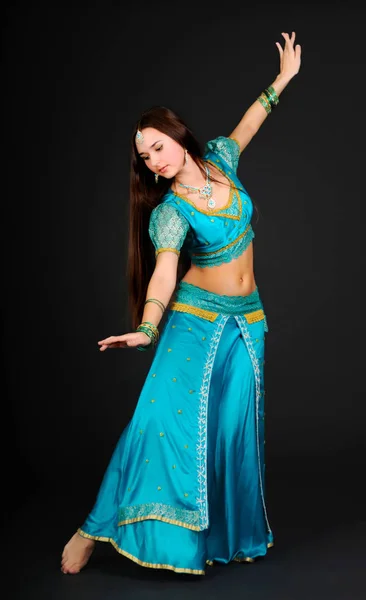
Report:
136,127,184,179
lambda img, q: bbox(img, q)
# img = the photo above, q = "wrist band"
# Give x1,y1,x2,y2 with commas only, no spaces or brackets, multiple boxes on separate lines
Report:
135,321,159,351
263,86,279,108
257,93,272,114
144,298,166,314
257,85,280,114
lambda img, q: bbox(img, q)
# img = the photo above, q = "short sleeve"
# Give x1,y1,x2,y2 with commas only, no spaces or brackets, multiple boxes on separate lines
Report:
148,203,190,257
204,136,240,173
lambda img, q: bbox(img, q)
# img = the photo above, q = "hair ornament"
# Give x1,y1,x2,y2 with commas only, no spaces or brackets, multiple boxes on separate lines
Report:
135,129,144,144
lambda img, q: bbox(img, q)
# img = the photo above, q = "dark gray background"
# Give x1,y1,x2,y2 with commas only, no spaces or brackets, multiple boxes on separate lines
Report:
3,2,366,598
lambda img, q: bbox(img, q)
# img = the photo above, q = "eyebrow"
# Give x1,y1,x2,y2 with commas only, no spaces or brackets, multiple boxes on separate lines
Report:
138,140,163,156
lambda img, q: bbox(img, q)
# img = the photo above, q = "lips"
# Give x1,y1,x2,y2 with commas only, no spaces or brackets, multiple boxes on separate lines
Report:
159,166,168,173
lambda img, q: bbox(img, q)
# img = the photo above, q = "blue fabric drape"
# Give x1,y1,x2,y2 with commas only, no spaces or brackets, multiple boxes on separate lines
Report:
79,283,274,574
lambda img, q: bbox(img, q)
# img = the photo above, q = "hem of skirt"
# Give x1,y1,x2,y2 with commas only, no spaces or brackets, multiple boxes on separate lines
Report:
117,514,200,531
206,542,274,566
77,528,206,575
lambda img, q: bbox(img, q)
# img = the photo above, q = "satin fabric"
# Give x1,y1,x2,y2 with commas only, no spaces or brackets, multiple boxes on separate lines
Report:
160,142,255,269
79,284,274,574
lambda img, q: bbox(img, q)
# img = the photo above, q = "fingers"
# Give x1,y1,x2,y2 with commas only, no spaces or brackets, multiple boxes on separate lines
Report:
98,335,123,345
276,41,283,57
97,332,149,351
281,31,296,49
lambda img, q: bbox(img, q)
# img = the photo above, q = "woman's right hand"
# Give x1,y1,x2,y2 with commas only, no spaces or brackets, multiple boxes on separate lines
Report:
98,331,151,351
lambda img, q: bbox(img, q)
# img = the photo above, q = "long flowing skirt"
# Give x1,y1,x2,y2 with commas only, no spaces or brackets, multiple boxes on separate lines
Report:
78,281,274,574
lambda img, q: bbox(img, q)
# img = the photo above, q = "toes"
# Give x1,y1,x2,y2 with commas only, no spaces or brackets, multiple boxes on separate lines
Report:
68,564,80,574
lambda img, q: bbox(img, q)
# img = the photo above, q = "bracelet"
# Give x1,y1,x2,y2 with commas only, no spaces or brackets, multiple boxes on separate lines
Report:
257,93,272,114
263,85,279,108
135,321,159,351
144,298,166,314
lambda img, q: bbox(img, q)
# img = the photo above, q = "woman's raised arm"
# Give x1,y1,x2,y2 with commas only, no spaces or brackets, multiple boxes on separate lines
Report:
229,31,301,153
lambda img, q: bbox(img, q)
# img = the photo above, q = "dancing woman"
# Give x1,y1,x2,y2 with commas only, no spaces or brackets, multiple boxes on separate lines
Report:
61,31,301,575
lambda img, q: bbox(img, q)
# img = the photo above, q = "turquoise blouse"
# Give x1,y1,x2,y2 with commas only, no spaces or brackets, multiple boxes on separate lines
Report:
148,136,254,268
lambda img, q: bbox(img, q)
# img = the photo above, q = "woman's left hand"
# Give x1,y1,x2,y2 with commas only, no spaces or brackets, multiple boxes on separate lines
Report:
276,31,301,80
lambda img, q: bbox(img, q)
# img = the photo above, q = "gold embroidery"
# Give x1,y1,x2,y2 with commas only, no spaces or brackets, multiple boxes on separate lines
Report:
191,224,250,257
116,514,200,531
171,159,244,219
244,309,265,324
77,528,205,574
171,185,235,215
170,302,264,325
170,302,219,322
155,247,180,256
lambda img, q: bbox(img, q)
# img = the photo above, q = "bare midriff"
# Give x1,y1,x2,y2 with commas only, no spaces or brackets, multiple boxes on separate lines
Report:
181,241,256,297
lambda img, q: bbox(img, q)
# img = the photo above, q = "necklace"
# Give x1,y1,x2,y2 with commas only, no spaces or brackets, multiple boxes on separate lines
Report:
178,166,216,209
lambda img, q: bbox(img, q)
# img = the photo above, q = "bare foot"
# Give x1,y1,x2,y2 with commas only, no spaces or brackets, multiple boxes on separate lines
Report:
61,532,95,574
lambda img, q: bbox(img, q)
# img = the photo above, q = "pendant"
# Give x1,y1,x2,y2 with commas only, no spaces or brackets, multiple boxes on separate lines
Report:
207,197,216,209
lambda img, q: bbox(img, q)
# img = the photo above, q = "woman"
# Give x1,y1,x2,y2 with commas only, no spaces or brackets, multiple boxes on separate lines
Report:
61,31,301,575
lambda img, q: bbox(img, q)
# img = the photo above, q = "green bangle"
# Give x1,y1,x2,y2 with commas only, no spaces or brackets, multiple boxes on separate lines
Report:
144,298,166,314
265,85,279,105
138,322,159,340
135,328,153,351
257,94,272,114
135,322,159,351
136,326,158,342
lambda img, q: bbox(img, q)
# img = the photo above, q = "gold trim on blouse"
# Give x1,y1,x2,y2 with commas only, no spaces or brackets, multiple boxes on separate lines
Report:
155,247,180,256
170,159,243,219
191,224,251,257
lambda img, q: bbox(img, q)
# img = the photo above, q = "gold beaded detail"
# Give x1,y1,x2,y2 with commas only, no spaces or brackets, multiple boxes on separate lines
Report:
170,302,218,322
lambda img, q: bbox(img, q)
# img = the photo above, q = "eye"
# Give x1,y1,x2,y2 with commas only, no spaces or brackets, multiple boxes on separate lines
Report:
141,156,149,161
156,145,163,152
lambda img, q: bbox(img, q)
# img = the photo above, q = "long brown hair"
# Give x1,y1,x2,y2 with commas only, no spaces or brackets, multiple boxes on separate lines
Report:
126,105,254,329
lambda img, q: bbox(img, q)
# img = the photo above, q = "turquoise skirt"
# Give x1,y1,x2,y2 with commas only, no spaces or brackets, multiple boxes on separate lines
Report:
78,281,274,574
